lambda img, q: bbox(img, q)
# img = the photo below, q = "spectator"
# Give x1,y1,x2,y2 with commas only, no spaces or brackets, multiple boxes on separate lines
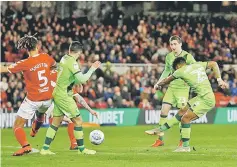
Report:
231,83,237,96
1,3,236,109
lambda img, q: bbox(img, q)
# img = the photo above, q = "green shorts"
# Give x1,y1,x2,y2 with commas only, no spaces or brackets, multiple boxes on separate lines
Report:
53,95,80,118
188,92,215,118
163,87,189,109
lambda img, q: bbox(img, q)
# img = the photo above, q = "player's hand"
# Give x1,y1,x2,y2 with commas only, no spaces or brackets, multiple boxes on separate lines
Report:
90,110,99,118
218,79,228,89
154,83,162,90
91,61,101,69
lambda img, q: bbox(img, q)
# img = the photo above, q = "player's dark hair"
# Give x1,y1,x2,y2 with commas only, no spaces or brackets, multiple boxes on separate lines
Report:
17,33,38,51
69,41,83,53
172,57,186,70
169,35,182,44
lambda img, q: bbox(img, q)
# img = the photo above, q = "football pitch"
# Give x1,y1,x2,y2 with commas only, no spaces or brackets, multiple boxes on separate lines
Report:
1,125,237,167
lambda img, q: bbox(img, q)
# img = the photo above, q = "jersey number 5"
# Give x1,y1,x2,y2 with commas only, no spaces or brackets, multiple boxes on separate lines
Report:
38,70,48,87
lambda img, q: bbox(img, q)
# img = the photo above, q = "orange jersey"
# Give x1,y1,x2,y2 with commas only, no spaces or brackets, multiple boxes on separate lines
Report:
50,69,58,86
8,53,56,101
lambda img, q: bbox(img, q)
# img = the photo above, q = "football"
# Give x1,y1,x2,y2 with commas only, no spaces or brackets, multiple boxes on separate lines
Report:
89,130,104,145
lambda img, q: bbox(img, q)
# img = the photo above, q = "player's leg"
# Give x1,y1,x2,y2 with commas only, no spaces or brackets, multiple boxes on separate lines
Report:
31,99,53,137
45,103,78,150
67,97,96,155
40,100,64,155
159,87,175,127
145,87,174,147
173,109,197,152
12,116,32,156
71,115,96,155
40,116,63,155
63,116,78,150
145,105,189,135
152,103,172,147
182,111,197,145
174,89,189,147
30,111,45,137
173,93,215,152
12,98,38,156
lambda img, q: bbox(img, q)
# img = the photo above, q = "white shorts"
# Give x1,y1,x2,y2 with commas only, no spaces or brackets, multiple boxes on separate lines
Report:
45,102,54,117
17,97,52,120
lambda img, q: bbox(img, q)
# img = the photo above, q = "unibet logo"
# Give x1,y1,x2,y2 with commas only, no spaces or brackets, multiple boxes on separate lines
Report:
191,114,208,124
89,111,124,125
145,110,161,124
144,110,178,124
144,110,208,124
227,110,237,123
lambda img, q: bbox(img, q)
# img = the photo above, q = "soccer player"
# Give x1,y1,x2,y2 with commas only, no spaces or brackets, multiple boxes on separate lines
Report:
0,34,57,156
45,72,97,150
40,41,100,155
145,57,228,152
146,35,196,147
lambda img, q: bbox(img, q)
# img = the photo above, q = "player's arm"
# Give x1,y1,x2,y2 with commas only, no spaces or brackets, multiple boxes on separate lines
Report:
74,61,101,84
155,68,182,89
154,56,171,89
1,61,26,73
158,56,171,82
156,75,176,87
187,54,196,64
207,61,228,89
74,68,96,84
73,93,98,118
50,62,58,70
47,55,57,70
0,65,9,73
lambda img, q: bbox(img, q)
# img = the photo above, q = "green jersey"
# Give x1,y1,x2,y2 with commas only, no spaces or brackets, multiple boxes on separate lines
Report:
172,62,213,96
159,50,196,89
53,55,81,97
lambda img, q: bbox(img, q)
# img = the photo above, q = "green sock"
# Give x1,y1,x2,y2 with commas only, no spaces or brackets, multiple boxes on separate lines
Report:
160,114,181,132
74,126,85,152
181,123,191,147
42,125,58,150
158,115,167,141
159,115,168,126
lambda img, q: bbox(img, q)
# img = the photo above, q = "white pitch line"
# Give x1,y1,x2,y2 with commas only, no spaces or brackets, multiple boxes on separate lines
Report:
93,152,237,157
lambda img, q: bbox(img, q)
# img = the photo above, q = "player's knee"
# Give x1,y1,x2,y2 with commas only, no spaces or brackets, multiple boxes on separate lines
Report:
178,108,187,116
73,121,82,127
13,117,26,129
181,115,191,124
13,124,24,130
161,110,168,115
161,105,170,115
52,121,61,127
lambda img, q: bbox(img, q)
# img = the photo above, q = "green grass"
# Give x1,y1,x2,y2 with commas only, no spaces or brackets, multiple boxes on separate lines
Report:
1,125,237,167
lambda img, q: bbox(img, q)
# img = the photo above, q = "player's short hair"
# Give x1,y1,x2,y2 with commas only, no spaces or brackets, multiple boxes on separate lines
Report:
17,33,38,51
172,57,186,70
169,35,182,44
69,41,83,53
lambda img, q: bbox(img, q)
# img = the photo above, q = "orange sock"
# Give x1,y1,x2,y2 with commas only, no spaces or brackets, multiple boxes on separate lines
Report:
49,118,53,125
14,127,29,147
67,123,76,145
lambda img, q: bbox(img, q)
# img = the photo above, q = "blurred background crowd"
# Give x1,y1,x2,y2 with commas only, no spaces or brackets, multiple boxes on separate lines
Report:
1,1,237,111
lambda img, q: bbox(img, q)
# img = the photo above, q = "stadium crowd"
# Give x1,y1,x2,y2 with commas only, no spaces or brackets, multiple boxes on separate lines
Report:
1,5,237,111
